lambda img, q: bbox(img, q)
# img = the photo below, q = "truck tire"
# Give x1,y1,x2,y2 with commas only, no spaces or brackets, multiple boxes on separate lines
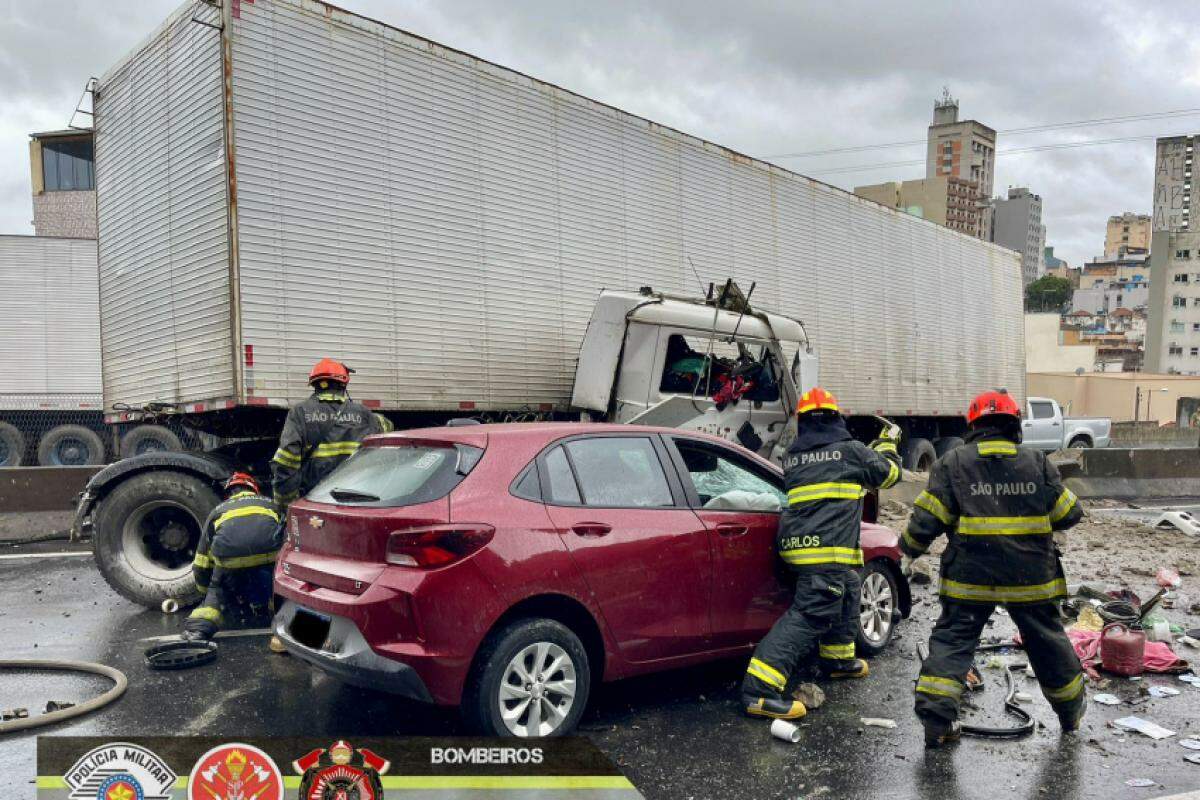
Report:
933,436,965,458
0,422,25,467
1067,435,1092,448
903,437,936,472
37,424,106,466
92,471,218,607
120,425,183,459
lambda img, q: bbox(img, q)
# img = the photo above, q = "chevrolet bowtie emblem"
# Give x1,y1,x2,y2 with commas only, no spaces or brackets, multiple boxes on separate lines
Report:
310,516,325,528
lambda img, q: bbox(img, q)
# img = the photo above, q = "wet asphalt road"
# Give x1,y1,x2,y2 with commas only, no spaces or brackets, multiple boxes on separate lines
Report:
4,548,1200,800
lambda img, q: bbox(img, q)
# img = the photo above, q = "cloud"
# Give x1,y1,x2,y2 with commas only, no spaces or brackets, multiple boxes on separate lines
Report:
2,0,1199,269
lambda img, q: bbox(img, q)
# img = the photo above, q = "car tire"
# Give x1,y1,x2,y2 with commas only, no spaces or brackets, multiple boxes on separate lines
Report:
37,424,106,466
933,436,964,458
1067,436,1092,449
0,421,25,467
463,618,591,738
857,560,900,657
93,471,218,607
120,425,184,459
903,437,936,472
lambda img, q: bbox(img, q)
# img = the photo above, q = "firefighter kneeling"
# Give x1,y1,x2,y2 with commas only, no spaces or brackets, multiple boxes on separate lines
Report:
904,389,1085,747
742,387,901,719
184,472,283,646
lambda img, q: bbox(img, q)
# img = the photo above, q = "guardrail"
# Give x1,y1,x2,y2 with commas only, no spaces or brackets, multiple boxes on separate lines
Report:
1058,448,1200,499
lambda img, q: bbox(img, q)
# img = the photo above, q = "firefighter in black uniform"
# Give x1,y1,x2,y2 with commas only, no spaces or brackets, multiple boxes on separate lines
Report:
742,387,902,719
903,389,1085,747
272,358,383,507
185,472,282,641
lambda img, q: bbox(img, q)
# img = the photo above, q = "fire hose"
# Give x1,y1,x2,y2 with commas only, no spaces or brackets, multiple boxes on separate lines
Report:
916,641,1035,738
0,659,127,735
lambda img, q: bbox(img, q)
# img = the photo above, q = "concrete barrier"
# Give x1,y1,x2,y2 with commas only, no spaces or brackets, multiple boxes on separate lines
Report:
0,466,101,513
1058,448,1200,499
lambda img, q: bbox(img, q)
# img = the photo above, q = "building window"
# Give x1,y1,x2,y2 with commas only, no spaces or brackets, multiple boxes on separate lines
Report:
1171,322,1186,333
1193,323,1200,332
1174,296,1187,308
1170,346,1185,356
1192,348,1199,357
1176,274,1191,283
1178,250,1193,259
1195,298,1200,307
40,137,94,192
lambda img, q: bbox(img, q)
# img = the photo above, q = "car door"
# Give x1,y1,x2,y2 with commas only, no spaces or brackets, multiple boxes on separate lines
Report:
540,434,713,663
663,435,791,650
1023,399,1061,450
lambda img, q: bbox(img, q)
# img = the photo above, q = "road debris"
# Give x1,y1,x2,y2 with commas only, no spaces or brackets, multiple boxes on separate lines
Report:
1,708,29,720
1013,692,1033,703
1187,754,1200,766
1152,511,1200,538
1113,716,1176,739
43,700,75,713
770,719,801,743
1093,694,1121,705
1149,686,1182,698
791,683,825,710
1125,778,1156,788
1179,738,1200,750
859,718,897,729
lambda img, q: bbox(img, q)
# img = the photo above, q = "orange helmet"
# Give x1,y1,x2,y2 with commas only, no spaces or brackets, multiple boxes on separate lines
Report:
224,471,260,495
966,389,1021,425
309,358,351,386
797,386,839,415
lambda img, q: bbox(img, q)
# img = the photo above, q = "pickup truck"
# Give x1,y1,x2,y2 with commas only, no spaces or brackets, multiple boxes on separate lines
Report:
1021,396,1111,451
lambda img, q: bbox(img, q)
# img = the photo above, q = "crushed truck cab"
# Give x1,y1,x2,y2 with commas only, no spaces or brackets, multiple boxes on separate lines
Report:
572,286,818,465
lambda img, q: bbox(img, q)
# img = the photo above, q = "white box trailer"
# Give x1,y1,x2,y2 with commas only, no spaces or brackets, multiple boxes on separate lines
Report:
94,0,1024,439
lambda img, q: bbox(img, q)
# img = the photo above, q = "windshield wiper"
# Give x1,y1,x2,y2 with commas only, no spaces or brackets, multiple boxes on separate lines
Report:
330,488,381,503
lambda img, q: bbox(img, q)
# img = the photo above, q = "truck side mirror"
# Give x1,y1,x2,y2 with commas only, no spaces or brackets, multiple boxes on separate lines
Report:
790,350,801,387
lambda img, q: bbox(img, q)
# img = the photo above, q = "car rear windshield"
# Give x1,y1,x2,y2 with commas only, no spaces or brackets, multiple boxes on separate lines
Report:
306,443,483,507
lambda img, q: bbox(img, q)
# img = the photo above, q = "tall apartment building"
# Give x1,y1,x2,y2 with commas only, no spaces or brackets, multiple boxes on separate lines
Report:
926,89,995,239
1104,212,1152,258
852,175,984,237
1153,135,1196,233
1145,229,1200,374
991,187,1046,286
28,129,96,238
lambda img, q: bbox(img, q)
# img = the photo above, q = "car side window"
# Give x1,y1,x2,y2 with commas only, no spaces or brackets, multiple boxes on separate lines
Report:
562,437,674,507
1030,401,1055,420
673,439,785,511
543,446,582,504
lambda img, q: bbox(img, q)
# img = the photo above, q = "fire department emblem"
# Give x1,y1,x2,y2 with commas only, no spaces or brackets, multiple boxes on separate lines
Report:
292,740,389,800
188,744,284,800
63,743,176,800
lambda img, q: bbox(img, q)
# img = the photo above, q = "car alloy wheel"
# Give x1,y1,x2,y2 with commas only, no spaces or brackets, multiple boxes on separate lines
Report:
498,641,578,737
860,569,895,646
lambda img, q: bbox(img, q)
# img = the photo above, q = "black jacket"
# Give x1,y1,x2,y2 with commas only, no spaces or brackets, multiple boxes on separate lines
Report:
191,491,283,592
902,427,1083,605
271,389,382,505
776,416,901,571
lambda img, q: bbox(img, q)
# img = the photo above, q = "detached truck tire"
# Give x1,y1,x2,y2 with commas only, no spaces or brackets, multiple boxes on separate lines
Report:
92,471,219,607
120,425,183,459
37,424,106,466
0,422,25,467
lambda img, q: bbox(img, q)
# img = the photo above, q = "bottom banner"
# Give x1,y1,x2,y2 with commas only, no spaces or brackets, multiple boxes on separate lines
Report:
37,737,642,799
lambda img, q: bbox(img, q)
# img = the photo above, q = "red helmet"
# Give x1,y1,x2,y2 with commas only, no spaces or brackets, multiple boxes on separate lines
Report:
966,389,1021,425
309,358,351,386
224,471,260,495
797,386,839,415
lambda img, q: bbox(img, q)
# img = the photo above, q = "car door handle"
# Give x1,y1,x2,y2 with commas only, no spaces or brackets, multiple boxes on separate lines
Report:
572,523,612,537
716,523,749,537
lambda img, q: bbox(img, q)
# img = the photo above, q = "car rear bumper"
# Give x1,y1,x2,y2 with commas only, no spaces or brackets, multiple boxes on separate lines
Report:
272,600,433,703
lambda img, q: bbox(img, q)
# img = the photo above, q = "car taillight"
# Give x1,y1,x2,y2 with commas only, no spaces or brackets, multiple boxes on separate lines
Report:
386,524,495,568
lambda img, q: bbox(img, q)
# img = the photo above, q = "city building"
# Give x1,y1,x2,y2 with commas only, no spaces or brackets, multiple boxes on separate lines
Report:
1104,212,1152,258
28,129,96,238
991,187,1046,286
927,88,996,208
1024,312,1096,373
852,175,984,237
1145,229,1200,373
1153,135,1196,233
1079,253,1150,287
1071,282,1149,315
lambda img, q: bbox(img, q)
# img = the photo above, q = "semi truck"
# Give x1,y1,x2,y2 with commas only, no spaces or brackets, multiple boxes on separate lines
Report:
73,0,1025,606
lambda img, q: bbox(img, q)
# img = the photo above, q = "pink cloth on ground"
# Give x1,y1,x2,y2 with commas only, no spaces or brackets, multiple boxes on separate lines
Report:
1067,629,1189,676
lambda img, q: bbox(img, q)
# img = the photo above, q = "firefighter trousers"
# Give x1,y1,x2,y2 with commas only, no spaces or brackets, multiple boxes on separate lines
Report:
743,568,861,698
184,565,275,639
915,600,1085,727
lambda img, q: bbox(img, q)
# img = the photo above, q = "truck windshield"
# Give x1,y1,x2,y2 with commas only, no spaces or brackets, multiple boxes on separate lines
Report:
307,443,483,507
659,334,780,402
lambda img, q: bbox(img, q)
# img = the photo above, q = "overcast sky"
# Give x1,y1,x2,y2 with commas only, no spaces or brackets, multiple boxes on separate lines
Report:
3,0,1200,267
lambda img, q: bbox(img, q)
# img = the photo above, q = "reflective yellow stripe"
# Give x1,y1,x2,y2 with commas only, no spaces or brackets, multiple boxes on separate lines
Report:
873,441,898,455
188,606,222,623
272,448,301,467
902,527,928,554
780,547,864,566
311,441,361,458
914,491,955,525
214,505,281,529
939,577,1067,604
1049,488,1078,523
916,674,964,699
787,482,864,504
977,440,1017,456
315,392,347,402
212,551,278,569
747,658,787,690
957,515,1052,536
192,553,214,569
1042,672,1085,704
229,491,257,500
818,642,855,660
880,460,900,489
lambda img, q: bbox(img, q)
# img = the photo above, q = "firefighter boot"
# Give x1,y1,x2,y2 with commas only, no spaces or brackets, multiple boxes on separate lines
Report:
1057,700,1086,733
743,694,807,720
922,717,962,749
821,658,869,679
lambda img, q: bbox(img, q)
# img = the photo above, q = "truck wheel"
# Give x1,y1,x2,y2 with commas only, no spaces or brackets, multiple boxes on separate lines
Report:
120,425,183,459
37,424,106,466
857,560,900,657
933,436,964,458
463,618,591,738
92,471,218,607
903,437,936,472
0,422,25,467
1067,436,1092,449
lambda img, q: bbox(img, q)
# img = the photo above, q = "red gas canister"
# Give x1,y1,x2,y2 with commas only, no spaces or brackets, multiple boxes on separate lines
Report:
1100,623,1146,677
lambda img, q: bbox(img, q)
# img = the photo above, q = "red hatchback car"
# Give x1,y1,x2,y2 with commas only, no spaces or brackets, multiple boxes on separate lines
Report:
273,423,910,737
